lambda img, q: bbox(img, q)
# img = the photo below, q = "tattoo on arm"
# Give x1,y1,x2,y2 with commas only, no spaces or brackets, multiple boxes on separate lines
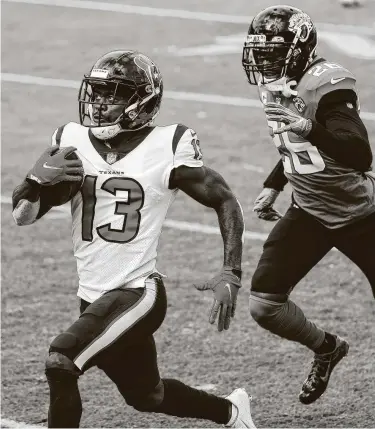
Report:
173,166,244,270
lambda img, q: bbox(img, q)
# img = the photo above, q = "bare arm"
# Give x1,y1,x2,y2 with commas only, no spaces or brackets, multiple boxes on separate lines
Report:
170,165,244,273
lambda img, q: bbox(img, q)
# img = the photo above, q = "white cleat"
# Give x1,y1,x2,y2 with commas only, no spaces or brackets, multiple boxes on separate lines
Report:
225,388,256,428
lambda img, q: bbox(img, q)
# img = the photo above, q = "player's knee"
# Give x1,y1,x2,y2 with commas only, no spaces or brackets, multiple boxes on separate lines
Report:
125,380,164,412
249,292,287,326
45,352,81,379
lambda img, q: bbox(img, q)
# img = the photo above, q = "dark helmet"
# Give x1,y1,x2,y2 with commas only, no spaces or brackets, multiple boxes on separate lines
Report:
242,5,317,85
78,50,163,138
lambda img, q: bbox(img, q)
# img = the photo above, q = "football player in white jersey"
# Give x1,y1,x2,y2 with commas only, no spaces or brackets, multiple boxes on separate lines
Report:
12,51,255,428
242,5,374,406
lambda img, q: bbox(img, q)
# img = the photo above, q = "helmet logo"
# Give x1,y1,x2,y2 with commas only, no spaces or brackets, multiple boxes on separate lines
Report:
134,55,155,86
263,16,284,33
288,13,314,42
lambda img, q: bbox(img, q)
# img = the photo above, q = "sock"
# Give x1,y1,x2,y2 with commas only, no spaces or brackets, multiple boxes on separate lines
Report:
314,332,337,355
250,294,326,351
153,378,231,424
46,370,82,428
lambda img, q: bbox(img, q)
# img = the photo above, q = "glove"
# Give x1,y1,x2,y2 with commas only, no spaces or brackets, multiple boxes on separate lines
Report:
194,267,242,332
264,102,312,137
26,146,84,186
253,188,282,221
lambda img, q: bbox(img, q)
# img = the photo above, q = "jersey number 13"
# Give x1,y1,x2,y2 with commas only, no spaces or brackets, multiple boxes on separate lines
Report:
80,175,144,244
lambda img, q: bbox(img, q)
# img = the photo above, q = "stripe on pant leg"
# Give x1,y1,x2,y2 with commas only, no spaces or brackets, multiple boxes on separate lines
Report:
74,281,157,370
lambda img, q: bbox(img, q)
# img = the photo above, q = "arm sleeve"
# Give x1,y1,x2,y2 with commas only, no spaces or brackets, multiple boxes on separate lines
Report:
307,89,372,172
263,159,288,191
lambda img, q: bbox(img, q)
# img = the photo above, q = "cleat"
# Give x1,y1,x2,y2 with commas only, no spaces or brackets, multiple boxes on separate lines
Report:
299,336,349,404
225,388,256,428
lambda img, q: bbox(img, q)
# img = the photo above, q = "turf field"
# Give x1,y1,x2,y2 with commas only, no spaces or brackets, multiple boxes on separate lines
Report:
1,0,375,427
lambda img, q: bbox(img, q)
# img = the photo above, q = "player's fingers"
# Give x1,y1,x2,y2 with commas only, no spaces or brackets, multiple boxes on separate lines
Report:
218,304,228,332
265,102,283,108
224,306,232,330
254,200,270,211
63,174,85,182
58,146,78,158
48,145,61,155
209,300,220,325
258,210,280,221
194,281,211,291
265,115,284,123
274,124,290,134
231,296,237,318
66,167,84,175
65,159,83,167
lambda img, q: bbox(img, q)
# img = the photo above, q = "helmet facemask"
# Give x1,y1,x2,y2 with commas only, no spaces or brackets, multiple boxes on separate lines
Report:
242,18,317,86
78,52,163,140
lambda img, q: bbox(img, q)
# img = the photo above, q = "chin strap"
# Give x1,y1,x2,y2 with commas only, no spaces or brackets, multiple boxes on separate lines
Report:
90,123,123,140
264,77,298,98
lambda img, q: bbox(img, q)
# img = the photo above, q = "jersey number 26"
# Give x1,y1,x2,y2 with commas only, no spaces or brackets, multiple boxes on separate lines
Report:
268,121,326,174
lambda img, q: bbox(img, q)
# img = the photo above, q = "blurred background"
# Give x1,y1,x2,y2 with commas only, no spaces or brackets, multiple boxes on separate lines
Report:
2,0,375,427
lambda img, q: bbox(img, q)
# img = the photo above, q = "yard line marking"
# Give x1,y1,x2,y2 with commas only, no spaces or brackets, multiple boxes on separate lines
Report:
3,0,375,36
0,418,42,428
2,73,375,122
1,195,269,241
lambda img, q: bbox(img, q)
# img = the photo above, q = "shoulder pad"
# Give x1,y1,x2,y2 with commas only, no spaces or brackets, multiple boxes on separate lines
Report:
51,122,82,147
298,61,357,104
301,61,356,91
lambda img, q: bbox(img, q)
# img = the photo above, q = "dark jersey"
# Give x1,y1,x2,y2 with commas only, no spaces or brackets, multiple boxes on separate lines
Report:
259,58,375,228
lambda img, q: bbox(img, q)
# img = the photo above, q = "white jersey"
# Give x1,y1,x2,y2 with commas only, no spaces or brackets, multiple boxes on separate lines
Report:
53,122,203,302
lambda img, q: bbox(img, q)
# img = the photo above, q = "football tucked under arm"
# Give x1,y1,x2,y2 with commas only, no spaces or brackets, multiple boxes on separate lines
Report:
39,177,82,207
13,150,83,225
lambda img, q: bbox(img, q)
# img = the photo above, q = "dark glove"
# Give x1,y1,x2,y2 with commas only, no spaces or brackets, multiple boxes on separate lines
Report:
194,267,242,332
26,146,83,186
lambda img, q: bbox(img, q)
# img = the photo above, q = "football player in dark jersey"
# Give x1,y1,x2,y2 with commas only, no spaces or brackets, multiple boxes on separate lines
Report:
12,50,255,428
242,5,374,405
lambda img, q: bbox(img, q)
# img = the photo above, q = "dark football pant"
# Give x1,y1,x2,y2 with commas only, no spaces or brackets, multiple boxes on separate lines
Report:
252,206,375,297
47,273,231,427
50,273,166,394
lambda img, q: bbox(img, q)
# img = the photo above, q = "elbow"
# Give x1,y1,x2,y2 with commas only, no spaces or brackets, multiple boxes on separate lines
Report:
355,146,373,172
341,136,373,172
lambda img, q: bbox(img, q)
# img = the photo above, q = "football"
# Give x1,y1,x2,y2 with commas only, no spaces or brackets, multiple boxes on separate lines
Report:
40,151,83,206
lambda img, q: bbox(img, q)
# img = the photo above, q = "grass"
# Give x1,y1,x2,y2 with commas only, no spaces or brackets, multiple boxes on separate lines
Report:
1,0,375,427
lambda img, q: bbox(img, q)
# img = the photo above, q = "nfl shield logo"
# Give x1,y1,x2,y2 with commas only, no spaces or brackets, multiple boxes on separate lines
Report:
293,97,306,113
106,152,118,164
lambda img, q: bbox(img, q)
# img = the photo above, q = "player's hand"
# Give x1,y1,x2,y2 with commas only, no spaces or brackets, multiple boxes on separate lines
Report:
26,146,84,186
194,267,242,332
264,102,312,137
253,188,282,221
